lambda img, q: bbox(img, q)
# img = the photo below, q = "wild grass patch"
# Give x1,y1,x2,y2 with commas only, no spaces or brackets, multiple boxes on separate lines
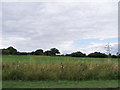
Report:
2,60,118,81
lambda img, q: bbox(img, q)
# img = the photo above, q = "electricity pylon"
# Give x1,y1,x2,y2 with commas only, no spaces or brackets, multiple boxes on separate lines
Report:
105,43,112,58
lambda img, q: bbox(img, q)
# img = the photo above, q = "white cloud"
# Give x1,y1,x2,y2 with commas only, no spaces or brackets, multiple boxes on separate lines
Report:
2,2,118,54
1,0,119,2
80,42,118,55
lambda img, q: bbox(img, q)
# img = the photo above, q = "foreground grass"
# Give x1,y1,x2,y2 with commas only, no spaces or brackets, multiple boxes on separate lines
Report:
2,80,118,88
3,60,118,80
2,55,119,81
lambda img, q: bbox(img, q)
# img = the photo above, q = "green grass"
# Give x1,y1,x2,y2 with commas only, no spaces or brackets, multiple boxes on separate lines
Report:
2,55,118,64
2,80,118,88
2,55,119,88
2,56,119,81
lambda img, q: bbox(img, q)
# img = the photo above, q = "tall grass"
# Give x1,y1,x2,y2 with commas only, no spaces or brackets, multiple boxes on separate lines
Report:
2,60,118,81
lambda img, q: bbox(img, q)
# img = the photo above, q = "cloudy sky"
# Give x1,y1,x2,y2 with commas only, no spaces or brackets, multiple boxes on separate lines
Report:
1,1,118,54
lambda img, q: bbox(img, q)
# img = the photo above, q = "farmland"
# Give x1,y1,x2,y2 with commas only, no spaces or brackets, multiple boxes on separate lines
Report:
2,55,119,88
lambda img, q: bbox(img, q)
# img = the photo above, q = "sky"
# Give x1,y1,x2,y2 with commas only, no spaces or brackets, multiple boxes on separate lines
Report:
1,0,119,55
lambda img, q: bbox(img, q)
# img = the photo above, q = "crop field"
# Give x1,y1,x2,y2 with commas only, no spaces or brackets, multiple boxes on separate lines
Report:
2,55,119,88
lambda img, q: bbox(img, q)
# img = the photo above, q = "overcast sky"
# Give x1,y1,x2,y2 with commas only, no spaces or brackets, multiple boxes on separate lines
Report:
1,1,118,54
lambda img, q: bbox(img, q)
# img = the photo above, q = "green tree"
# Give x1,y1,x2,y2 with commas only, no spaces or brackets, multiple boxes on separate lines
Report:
2,49,10,55
117,54,120,58
70,51,86,57
34,49,43,55
6,46,17,55
50,48,60,56
44,50,52,56
111,55,117,58
88,52,107,58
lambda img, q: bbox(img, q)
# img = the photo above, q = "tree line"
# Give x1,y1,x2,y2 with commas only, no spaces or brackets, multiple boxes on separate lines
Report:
1,46,60,56
1,46,120,58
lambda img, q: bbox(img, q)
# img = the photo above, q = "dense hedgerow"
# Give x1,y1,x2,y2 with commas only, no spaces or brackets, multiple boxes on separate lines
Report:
2,60,118,81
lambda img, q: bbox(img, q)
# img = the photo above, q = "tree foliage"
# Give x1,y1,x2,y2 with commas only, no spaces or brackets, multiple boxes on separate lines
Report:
44,50,52,56
88,52,107,58
44,48,60,56
34,49,43,55
70,51,86,57
1,46,119,58
2,46,17,55
50,48,60,55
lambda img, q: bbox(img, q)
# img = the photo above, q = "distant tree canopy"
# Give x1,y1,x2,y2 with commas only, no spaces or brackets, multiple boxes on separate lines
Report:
70,51,86,57
17,52,30,55
50,48,60,55
1,46,119,58
2,49,9,55
2,47,60,56
44,50,52,56
87,52,107,58
117,54,120,58
2,46,17,55
111,55,117,58
31,49,44,55
44,48,60,56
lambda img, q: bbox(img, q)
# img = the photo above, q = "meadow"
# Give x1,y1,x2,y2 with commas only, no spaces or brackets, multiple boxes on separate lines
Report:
2,55,119,88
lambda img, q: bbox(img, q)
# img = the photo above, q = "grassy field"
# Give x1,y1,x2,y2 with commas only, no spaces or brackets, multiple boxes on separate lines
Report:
2,55,119,88
2,55,118,64
2,80,118,88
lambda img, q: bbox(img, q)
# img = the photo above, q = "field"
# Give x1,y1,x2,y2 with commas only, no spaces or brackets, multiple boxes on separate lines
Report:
3,80,118,88
2,55,119,88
